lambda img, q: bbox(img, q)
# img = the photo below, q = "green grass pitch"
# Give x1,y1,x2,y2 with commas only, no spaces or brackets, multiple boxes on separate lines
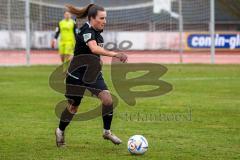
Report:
0,64,239,160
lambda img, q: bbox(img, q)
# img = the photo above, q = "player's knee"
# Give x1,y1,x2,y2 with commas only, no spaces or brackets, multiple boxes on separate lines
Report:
67,97,82,106
103,98,113,106
101,94,113,115
99,91,113,106
67,105,79,114
67,98,82,114
102,96,113,106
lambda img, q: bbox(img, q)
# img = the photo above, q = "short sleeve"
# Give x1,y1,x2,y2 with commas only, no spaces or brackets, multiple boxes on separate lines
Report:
82,29,95,43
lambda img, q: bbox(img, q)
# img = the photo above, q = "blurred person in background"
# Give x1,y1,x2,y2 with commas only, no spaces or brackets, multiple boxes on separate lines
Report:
51,11,76,69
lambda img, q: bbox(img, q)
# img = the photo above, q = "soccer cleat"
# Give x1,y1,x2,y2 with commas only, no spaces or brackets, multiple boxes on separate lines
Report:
55,128,65,147
103,130,122,145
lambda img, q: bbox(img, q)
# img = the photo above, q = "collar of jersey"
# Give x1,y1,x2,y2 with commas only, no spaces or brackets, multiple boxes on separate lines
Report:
86,21,103,33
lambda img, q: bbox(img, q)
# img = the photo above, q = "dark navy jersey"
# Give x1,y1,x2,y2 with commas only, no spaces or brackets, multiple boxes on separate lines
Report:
74,22,104,56
68,22,104,78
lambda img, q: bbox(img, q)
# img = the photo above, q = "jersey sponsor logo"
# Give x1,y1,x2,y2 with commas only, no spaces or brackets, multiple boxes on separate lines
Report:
187,34,240,50
83,33,92,42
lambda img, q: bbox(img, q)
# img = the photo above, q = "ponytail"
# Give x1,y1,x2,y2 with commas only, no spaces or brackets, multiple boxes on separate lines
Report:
65,4,105,21
65,4,94,19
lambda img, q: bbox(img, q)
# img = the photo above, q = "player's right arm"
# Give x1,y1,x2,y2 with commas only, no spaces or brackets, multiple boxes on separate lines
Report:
51,24,60,48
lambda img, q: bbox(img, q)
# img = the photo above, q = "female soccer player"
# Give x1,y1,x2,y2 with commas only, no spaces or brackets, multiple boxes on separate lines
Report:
55,4,128,147
51,11,76,64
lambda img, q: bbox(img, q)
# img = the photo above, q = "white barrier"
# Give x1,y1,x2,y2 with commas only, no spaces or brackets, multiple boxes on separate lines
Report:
1,31,239,50
0,31,181,50
0,31,26,49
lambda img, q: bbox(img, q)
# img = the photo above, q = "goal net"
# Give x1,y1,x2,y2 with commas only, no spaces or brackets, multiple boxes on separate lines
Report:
0,0,212,65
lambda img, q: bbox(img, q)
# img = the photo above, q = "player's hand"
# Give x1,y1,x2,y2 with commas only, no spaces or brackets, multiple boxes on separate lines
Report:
51,39,57,49
115,53,128,63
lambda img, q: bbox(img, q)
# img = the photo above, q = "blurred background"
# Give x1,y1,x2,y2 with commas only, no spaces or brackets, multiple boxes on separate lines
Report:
0,0,240,65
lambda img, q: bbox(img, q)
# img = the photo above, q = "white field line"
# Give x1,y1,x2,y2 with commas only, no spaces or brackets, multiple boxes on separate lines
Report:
165,77,240,81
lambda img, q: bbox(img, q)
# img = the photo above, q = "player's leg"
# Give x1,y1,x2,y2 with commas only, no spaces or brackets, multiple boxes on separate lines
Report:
60,54,66,63
55,75,85,147
98,90,122,145
59,42,65,63
60,54,72,72
58,98,81,131
55,102,79,147
88,74,122,145
63,54,72,63
99,90,113,130
62,42,74,72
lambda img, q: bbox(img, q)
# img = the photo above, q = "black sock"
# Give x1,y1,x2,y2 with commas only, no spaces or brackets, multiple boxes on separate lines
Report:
59,107,75,131
102,104,113,130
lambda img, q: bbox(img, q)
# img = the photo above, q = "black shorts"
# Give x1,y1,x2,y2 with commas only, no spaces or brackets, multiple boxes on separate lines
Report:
65,72,108,106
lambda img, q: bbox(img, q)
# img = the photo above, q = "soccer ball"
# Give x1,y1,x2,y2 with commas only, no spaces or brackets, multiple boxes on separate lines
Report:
127,135,148,155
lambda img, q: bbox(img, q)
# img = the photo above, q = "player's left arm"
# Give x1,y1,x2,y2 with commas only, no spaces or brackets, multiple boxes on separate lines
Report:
88,40,128,63
54,24,60,39
51,23,60,48
73,21,77,39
